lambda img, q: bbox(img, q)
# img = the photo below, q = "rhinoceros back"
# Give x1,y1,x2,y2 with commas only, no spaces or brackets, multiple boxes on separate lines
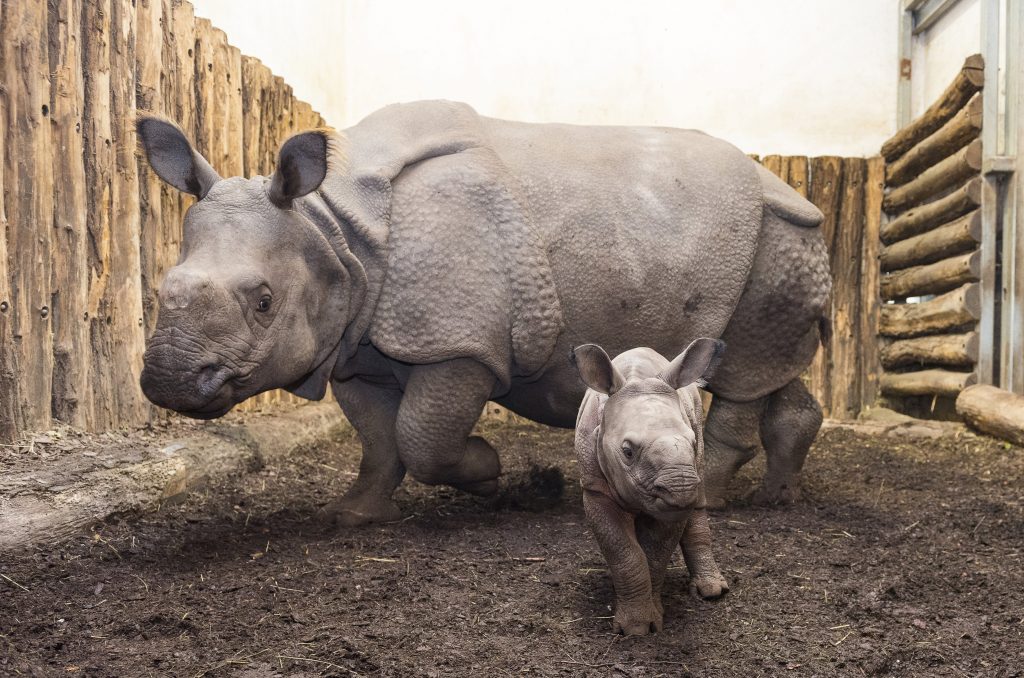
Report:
477,117,764,362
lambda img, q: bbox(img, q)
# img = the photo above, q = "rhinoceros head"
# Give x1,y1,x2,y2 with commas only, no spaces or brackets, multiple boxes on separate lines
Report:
136,117,353,419
573,339,724,519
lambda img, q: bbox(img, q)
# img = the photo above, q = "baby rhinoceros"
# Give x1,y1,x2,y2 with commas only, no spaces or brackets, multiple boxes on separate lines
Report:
571,339,729,636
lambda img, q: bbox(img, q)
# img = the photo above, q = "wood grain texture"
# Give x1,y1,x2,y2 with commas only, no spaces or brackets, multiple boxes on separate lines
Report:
48,0,91,428
879,284,981,338
880,368,976,397
860,157,884,410
956,384,1024,446
881,177,982,244
885,94,982,187
829,158,866,419
883,139,982,213
880,210,981,272
881,331,979,368
3,0,57,432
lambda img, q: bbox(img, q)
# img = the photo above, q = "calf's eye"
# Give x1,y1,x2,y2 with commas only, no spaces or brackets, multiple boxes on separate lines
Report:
621,441,634,460
256,295,272,313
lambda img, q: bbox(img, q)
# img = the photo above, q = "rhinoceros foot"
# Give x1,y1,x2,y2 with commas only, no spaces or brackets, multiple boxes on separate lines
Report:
451,478,499,497
749,481,802,506
319,495,403,527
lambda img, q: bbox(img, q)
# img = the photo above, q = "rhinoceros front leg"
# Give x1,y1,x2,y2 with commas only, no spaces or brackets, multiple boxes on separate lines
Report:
702,395,765,508
395,358,501,495
322,377,407,527
635,514,687,626
680,508,729,599
754,377,822,505
583,490,660,635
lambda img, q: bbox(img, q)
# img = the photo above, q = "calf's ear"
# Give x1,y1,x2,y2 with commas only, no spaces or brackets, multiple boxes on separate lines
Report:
137,116,221,198
571,344,624,395
660,338,725,390
268,130,331,207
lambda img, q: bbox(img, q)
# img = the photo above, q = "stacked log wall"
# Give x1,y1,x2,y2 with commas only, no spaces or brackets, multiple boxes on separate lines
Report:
877,55,986,407
0,0,327,442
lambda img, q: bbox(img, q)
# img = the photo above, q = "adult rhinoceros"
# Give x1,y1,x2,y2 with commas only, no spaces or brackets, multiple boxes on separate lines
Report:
137,100,830,525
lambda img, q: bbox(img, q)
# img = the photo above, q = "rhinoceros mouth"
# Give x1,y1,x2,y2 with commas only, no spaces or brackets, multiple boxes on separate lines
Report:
180,403,235,420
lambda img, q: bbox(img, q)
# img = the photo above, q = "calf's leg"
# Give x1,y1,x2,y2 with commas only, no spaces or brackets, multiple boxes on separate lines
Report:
635,515,688,629
755,377,822,504
583,490,659,636
395,358,501,494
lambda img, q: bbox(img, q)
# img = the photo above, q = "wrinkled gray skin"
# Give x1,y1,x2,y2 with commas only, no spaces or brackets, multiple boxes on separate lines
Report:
137,100,830,526
573,339,729,635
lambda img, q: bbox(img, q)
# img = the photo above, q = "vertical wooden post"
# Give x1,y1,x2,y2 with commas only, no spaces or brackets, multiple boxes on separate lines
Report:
830,158,867,418
82,0,115,428
806,156,845,416
0,3,20,440
2,0,57,432
137,0,164,346
48,0,91,428
109,0,147,426
860,157,885,410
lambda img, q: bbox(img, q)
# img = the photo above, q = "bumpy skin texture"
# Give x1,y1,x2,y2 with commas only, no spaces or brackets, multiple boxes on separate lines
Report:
135,101,831,523
573,344,728,636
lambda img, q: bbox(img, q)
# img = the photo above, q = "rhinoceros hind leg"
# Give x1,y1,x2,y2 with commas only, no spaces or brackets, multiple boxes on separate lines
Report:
396,359,501,494
321,377,407,527
753,378,822,505
702,395,765,508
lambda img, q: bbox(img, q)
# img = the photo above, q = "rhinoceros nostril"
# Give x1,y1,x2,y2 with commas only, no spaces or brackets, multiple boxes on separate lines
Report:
196,364,231,398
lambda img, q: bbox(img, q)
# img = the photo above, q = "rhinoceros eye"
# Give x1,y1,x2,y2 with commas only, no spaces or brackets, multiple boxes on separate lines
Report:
256,295,272,313
621,440,635,461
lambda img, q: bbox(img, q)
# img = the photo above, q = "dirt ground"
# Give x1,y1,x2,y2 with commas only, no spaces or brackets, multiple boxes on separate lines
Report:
1,415,1022,677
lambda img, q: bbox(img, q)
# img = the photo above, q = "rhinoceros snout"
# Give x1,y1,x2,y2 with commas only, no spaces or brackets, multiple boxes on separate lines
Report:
140,345,235,418
651,472,701,509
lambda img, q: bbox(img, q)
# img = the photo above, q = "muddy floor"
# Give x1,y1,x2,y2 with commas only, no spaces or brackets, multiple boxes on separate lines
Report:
1,416,1022,677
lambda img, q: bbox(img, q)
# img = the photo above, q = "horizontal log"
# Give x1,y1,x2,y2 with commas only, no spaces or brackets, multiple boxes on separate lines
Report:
881,177,982,243
956,384,1024,446
885,94,983,187
880,250,980,300
881,331,978,368
879,283,980,338
880,210,980,271
881,54,984,162
880,368,976,397
883,139,982,212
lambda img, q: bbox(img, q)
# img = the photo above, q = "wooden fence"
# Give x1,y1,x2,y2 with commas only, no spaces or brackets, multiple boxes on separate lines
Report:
0,0,325,443
877,55,987,414
753,154,884,420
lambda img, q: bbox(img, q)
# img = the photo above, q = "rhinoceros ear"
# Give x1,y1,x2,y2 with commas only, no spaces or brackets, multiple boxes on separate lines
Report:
660,338,725,390
571,344,624,395
137,116,220,198
268,130,331,207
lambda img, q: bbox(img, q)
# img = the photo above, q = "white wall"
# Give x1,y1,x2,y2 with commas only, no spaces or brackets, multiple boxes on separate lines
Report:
190,0,986,158
911,0,981,117
339,0,900,156
189,0,347,131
